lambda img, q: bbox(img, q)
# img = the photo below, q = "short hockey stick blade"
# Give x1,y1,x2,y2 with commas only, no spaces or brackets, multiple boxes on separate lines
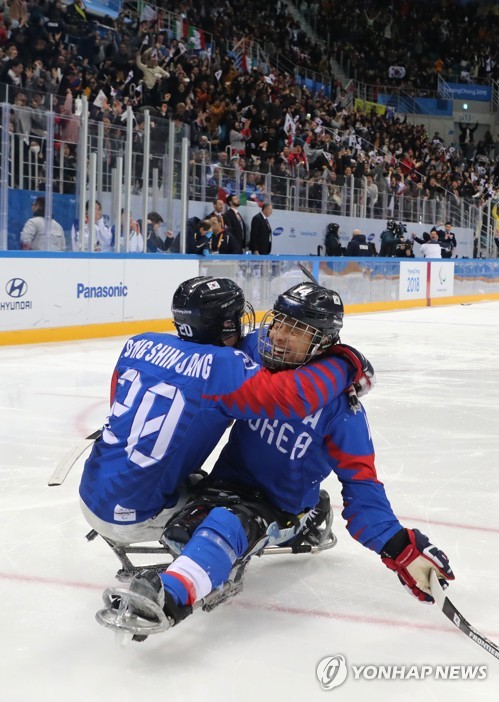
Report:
430,570,499,661
48,429,101,487
298,263,319,285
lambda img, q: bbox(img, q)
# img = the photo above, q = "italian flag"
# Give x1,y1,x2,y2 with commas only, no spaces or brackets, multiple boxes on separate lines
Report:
188,26,206,50
174,20,205,50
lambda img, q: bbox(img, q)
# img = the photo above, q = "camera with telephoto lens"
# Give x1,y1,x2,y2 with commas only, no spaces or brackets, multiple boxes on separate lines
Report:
394,222,407,238
396,238,414,256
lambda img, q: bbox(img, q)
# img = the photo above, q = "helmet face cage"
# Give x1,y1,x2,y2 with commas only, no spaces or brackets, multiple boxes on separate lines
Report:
220,300,256,344
241,300,256,337
258,283,344,370
258,310,332,371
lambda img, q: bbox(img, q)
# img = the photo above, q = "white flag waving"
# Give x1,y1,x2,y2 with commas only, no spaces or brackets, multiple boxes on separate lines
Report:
284,112,296,136
388,65,406,79
140,4,157,21
93,89,108,108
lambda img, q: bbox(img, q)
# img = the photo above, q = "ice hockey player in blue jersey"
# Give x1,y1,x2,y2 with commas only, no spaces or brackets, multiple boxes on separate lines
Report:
80,276,369,546
102,282,454,639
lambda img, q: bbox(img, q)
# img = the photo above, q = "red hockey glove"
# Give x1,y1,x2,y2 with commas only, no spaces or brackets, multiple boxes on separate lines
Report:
329,344,376,411
381,528,455,604
331,343,376,396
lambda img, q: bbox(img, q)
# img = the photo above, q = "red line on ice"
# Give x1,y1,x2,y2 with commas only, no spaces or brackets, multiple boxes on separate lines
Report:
1,571,498,640
332,504,499,536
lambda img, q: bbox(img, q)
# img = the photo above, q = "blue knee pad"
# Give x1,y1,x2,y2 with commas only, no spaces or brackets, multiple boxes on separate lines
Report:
181,507,249,588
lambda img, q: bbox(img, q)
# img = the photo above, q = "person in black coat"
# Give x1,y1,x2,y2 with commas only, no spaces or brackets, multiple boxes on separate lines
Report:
249,202,273,254
324,222,343,256
458,121,478,148
224,194,247,250
346,229,374,256
210,216,242,254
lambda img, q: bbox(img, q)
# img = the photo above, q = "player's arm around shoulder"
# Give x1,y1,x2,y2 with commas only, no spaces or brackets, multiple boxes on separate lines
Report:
202,345,355,420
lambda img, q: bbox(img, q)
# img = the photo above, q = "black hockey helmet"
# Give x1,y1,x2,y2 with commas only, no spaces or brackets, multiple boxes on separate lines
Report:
258,282,344,370
172,276,255,345
386,219,397,230
327,222,339,234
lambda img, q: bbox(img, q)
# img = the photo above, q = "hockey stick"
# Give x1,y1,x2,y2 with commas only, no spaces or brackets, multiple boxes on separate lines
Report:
429,570,499,661
298,262,319,285
48,429,101,487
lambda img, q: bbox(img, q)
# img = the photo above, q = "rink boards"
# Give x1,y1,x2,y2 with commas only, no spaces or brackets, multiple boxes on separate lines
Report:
1,253,499,345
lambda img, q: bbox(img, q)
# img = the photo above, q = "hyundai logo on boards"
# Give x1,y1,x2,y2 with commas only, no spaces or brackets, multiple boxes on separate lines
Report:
1,277,32,311
6,278,28,298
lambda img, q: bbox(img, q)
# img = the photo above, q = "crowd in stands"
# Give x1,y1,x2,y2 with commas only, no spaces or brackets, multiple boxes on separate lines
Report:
311,0,499,92
0,0,498,229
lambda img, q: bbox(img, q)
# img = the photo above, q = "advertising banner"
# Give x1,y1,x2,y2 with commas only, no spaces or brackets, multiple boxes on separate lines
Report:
444,83,491,102
0,257,198,332
399,261,427,300
429,261,455,297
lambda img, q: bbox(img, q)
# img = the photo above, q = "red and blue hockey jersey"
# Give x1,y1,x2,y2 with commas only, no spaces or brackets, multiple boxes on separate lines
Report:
210,332,403,553
79,332,357,524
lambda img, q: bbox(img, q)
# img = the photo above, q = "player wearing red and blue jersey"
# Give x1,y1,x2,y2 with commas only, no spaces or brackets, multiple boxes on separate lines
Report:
79,277,364,544
110,283,454,637
212,332,393,552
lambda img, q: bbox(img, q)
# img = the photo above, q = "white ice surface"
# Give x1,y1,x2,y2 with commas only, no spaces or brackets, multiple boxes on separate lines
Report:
1,302,499,702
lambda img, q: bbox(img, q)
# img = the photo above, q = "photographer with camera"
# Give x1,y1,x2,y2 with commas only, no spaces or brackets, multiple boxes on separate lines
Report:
379,220,405,257
396,239,415,258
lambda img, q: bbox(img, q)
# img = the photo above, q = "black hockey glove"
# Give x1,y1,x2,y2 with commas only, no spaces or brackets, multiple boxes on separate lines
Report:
381,528,455,604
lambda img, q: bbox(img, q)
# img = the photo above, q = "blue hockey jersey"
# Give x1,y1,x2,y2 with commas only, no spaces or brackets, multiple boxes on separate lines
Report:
79,332,356,524
210,331,403,553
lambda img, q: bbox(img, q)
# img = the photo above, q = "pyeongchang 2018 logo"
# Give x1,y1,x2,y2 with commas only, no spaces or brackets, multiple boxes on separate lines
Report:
6,278,28,298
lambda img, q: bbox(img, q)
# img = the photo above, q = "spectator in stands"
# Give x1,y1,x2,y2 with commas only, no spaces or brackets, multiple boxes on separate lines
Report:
144,211,174,253
364,173,378,215
112,209,144,253
64,0,88,35
2,0,498,260
54,142,77,194
3,58,24,91
459,122,479,151
423,175,443,202
20,196,66,251
229,120,246,156
136,47,170,107
8,0,29,30
249,202,273,254
387,172,405,218
77,200,113,253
